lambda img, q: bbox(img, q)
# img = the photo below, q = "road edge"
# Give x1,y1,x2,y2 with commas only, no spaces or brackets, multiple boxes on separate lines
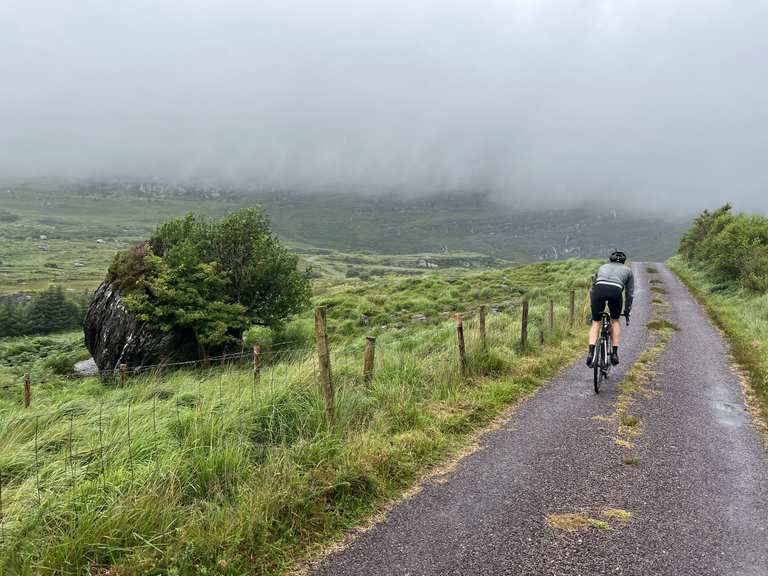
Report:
667,259,768,446
285,342,586,576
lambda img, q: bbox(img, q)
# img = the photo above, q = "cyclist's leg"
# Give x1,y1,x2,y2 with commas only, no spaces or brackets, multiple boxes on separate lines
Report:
589,321,601,345
590,286,609,344
588,287,607,366
606,286,623,365
611,319,622,346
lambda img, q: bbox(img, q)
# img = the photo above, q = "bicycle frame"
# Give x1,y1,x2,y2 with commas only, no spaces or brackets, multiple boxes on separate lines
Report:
594,312,613,393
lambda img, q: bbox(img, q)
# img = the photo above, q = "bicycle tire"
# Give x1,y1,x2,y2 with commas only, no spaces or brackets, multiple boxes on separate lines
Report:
593,339,602,393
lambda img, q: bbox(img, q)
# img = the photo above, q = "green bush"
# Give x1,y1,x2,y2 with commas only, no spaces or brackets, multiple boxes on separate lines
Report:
243,325,274,349
109,209,312,357
679,205,768,293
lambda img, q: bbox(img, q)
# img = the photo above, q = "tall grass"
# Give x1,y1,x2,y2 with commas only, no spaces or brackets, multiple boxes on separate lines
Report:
0,262,594,575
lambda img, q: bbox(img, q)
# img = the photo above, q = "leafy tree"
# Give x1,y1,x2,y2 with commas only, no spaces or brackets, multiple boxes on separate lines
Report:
678,204,733,264
25,286,81,334
679,205,768,293
0,287,84,337
111,208,311,357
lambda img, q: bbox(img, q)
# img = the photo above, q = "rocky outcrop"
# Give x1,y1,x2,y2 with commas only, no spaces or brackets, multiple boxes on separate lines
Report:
84,282,200,372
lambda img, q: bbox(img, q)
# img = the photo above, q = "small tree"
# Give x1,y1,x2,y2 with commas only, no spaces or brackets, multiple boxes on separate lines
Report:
110,208,311,358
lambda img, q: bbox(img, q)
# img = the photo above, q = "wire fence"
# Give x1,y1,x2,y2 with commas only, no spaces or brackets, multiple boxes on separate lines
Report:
0,289,591,555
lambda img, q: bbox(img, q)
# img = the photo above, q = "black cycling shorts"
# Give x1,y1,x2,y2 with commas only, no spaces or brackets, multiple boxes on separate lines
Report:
591,283,623,321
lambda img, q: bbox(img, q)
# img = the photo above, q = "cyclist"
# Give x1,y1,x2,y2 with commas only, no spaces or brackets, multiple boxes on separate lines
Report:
587,251,634,368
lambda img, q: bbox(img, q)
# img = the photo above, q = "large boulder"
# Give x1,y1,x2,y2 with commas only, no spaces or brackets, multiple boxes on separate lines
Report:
84,282,200,372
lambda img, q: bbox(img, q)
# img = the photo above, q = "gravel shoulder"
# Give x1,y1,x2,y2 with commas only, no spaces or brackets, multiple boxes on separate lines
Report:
310,263,768,576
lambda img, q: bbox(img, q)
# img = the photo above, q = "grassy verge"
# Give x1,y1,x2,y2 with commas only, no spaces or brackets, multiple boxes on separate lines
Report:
0,262,592,575
668,256,768,419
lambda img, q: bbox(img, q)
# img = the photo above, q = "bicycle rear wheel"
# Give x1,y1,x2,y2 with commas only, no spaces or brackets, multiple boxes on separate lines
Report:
593,342,602,393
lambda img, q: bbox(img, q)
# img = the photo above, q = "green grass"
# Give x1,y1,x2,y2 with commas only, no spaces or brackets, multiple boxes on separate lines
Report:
620,415,640,428
623,455,641,466
314,259,598,339
1,185,685,295
646,319,680,332
669,256,768,419
0,261,591,575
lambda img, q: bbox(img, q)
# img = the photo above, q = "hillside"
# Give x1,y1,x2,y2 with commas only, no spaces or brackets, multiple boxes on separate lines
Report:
0,182,685,294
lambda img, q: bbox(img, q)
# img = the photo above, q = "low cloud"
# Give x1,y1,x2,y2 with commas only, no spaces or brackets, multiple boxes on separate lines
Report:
1,0,767,212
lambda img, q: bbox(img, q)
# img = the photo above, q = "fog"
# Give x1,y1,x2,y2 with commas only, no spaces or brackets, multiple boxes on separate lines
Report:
2,0,767,212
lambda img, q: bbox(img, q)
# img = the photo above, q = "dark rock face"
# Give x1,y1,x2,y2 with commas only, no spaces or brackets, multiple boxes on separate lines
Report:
84,282,200,372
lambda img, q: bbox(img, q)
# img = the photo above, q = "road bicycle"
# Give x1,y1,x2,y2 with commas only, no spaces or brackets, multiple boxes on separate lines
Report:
593,311,629,394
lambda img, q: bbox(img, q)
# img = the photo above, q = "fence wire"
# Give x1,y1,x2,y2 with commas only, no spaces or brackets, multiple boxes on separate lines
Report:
0,292,590,552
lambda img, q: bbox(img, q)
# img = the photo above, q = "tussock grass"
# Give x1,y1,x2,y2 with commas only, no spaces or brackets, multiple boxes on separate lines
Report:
647,319,680,332
547,513,614,532
650,286,668,295
603,508,632,521
645,266,659,274
620,415,640,427
0,261,593,575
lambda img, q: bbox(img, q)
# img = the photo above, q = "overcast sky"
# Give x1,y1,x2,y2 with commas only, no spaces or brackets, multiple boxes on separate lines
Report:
1,0,767,211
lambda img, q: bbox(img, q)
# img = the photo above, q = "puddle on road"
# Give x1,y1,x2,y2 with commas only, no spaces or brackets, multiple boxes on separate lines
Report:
712,400,747,427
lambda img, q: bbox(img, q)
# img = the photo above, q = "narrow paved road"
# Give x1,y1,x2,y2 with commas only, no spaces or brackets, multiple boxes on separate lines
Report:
312,263,768,576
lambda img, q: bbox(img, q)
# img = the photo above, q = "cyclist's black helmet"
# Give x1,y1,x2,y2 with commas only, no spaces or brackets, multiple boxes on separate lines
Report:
609,251,627,264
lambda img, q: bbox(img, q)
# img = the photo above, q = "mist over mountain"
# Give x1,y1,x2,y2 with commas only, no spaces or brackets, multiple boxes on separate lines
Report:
2,0,768,213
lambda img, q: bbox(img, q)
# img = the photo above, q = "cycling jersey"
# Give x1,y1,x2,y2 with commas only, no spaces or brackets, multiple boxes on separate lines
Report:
594,262,634,310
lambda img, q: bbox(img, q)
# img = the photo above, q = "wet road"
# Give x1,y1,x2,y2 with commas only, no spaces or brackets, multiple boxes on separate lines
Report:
311,263,768,576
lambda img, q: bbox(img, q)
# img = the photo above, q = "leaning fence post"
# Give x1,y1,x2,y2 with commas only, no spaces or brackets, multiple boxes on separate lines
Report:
363,336,376,383
569,289,576,327
548,298,555,332
455,313,467,376
23,373,31,408
119,363,128,387
253,344,262,384
521,299,529,353
479,304,487,349
539,327,545,347
314,307,335,427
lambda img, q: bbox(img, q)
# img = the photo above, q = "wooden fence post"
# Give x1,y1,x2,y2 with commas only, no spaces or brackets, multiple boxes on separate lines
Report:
569,289,576,327
253,344,262,386
479,305,487,349
314,307,335,427
455,313,467,376
539,328,545,346
363,336,376,383
23,373,31,408
548,298,555,332
119,364,127,387
521,299,529,352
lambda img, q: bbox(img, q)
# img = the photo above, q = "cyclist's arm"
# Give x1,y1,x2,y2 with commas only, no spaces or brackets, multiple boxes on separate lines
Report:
624,270,635,313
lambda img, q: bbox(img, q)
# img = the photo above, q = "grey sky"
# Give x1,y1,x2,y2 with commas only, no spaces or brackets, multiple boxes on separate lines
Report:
1,0,767,211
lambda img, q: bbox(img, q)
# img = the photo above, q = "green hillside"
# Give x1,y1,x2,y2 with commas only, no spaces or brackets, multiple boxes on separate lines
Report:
0,182,685,295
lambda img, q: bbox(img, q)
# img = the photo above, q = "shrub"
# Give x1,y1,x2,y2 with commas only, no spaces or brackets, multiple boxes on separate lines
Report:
679,205,768,294
243,326,274,349
109,209,312,357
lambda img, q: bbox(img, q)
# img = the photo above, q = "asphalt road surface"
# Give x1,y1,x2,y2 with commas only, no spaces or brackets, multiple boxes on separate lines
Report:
312,263,768,576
